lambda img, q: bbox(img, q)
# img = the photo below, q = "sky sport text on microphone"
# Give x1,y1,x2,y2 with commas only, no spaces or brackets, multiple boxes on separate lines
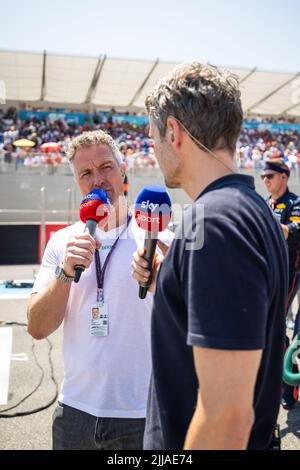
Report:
75,188,111,283
134,185,172,298
134,185,172,235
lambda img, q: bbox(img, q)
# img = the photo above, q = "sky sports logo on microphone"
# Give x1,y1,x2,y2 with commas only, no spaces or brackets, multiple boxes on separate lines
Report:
134,185,204,250
135,209,164,232
134,205,171,233
140,200,159,212
82,189,110,204
134,188,172,233
79,188,111,225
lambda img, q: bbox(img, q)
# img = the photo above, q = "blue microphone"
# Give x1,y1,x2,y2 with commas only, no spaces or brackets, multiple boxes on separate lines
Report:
134,185,172,299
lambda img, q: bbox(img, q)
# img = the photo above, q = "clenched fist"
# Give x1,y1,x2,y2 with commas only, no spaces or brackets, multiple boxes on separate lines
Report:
131,240,169,293
62,233,101,277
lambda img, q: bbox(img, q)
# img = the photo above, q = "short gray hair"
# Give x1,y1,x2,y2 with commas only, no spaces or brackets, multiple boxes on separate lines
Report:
66,130,123,166
146,61,243,154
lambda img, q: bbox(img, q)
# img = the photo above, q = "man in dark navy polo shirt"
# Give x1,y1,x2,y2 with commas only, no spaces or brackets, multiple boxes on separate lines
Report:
132,62,289,450
262,158,300,409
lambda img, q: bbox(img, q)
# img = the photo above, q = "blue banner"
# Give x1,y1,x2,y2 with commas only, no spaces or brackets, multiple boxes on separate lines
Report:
110,114,148,126
18,111,300,132
243,121,300,132
18,111,149,126
19,110,87,125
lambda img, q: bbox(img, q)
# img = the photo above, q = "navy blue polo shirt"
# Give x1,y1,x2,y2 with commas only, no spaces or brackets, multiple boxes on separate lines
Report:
267,188,300,286
144,174,288,450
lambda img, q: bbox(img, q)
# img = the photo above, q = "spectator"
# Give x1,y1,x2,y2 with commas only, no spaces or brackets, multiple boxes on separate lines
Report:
1,109,299,171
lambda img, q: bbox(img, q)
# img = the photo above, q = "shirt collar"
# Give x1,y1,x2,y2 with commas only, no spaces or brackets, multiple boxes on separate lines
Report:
197,174,255,200
272,188,290,205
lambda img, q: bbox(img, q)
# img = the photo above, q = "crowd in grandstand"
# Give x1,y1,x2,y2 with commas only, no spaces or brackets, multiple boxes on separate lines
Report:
0,107,300,173
237,127,300,171
0,107,157,171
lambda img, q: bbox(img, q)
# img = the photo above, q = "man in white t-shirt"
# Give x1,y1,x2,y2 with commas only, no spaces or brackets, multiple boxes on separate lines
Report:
27,130,172,450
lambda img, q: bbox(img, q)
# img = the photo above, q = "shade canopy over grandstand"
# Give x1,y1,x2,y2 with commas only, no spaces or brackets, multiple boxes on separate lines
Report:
1,50,300,116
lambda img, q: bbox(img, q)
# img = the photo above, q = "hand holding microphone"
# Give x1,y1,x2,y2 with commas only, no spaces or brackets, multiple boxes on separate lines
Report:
132,185,172,299
64,189,111,283
132,239,169,295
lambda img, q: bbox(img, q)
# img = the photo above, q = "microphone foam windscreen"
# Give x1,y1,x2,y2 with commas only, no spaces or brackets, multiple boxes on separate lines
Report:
79,189,111,224
134,185,172,232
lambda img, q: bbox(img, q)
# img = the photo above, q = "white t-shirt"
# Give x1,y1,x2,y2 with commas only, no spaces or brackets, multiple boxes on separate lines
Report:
32,218,173,418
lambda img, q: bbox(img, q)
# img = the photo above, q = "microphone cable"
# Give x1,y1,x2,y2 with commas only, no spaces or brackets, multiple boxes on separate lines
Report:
0,321,59,418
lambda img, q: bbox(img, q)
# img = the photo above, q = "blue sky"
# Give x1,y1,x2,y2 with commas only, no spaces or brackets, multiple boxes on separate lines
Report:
1,0,299,72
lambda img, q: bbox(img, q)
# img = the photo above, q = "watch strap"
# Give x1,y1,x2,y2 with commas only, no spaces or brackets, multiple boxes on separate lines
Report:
55,265,75,282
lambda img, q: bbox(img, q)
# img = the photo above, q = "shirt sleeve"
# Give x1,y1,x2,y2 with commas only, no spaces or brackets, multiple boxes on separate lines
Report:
31,231,64,294
157,228,175,251
184,214,269,351
287,199,300,248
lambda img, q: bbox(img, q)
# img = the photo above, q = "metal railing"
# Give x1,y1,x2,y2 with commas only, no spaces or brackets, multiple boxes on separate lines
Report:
0,161,73,176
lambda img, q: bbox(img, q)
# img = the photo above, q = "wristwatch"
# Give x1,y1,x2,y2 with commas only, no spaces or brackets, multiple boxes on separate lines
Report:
55,265,75,283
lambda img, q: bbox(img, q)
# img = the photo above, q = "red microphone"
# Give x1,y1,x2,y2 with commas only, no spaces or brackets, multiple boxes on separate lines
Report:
74,189,111,283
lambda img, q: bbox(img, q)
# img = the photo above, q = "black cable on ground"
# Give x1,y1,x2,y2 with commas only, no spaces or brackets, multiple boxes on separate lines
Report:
0,322,59,418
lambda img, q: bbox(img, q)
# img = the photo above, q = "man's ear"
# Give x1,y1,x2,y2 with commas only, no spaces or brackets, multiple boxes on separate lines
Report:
120,162,126,179
166,116,181,147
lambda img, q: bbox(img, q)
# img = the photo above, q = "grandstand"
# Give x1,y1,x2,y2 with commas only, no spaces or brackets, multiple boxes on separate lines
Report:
1,50,300,115
0,50,300,263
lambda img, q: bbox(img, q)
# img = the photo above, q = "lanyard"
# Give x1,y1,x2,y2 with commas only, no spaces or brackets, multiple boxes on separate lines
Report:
95,216,131,304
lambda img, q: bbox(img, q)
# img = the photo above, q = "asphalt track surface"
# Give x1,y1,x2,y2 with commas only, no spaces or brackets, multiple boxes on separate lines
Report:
0,262,300,451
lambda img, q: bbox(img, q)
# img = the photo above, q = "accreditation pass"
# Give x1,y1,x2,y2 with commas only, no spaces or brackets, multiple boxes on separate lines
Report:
90,302,109,337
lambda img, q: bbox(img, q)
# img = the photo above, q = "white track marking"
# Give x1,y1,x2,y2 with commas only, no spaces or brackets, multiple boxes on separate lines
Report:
0,327,13,405
11,353,28,362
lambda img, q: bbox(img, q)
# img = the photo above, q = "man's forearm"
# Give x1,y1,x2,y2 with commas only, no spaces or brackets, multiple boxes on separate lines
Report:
287,221,300,246
27,279,72,339
184,406,254,450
